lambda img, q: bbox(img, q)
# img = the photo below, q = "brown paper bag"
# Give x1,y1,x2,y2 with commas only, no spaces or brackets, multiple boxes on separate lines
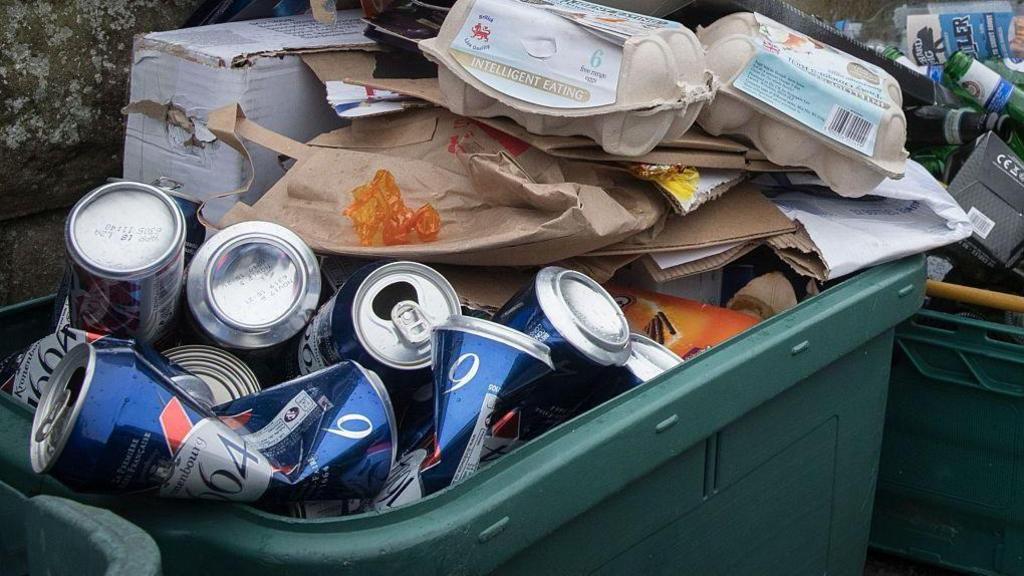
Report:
207,104,667,266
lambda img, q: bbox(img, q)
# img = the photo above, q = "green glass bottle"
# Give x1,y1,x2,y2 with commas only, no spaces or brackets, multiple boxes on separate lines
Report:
944,51,1024,122
910,145,958,181
983,58,1024,89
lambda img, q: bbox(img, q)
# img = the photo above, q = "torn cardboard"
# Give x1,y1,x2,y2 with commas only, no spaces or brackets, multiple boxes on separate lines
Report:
641,241,761,282
590,183,795,255
208,104,668,266
124,11,376,216
767,225,828,281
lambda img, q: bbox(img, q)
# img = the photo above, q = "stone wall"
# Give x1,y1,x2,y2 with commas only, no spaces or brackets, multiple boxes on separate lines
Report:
0,0,202,305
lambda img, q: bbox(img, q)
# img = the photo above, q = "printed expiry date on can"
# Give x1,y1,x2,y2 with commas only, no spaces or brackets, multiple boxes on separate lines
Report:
93,223,165,244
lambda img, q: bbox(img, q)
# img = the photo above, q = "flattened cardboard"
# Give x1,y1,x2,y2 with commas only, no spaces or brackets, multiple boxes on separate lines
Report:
590,184,796,255
639,241,760,282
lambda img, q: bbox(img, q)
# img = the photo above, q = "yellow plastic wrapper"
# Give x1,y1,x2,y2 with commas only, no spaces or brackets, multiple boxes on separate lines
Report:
343,169,441,246
630,164,700,202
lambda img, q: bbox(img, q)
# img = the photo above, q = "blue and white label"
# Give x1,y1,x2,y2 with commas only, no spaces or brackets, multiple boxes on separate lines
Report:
907,12,1020,64
733,14,892,156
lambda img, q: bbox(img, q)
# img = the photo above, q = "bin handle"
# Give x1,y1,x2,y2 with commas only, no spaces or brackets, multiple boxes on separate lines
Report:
926,279,1024,313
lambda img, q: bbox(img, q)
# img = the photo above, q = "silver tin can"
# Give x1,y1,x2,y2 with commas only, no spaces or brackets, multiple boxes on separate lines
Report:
164,345,261,404
65,181,186,345
625,333,683,382
187,221,320,350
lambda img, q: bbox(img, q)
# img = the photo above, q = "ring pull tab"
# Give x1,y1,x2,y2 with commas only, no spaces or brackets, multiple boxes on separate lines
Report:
392,301,432,346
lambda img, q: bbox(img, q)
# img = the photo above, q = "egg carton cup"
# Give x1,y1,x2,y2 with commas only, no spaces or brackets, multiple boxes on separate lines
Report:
419,0,716,157
696,13,908,197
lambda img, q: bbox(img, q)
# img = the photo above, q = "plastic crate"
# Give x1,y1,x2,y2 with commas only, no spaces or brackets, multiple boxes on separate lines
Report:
871,310,1024,576
0,256,925,576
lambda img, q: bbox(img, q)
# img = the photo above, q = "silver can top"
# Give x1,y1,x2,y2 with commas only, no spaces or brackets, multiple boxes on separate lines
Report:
352,262,461,370
434,315,554,371
625,333,682,382
165,345,261,405
535,267,631,367
66,182,185,278
188,221,320,349
30,343,94,473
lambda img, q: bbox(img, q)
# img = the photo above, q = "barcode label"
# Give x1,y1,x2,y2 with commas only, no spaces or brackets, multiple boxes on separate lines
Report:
825,105,876,153
967,207,996,239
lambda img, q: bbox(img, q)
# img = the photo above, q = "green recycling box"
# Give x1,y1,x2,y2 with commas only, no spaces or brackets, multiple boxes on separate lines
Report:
0,257,925,576
871,309,1024,575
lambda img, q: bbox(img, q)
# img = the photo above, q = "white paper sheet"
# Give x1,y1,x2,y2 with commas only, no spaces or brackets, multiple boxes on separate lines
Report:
764,160,973,278
650,241,744,270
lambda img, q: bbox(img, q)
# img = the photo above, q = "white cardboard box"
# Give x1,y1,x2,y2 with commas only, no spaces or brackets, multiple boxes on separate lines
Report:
123,11,375,218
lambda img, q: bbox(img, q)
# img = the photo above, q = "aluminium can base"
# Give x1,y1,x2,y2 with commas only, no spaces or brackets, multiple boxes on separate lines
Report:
0,257,926,575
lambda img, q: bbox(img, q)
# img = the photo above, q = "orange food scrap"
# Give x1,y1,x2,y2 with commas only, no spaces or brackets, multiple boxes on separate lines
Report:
343,169,441,246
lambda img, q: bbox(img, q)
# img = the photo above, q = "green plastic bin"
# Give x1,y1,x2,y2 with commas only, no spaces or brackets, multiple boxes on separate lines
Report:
0,256,926,576
871,309,1024,575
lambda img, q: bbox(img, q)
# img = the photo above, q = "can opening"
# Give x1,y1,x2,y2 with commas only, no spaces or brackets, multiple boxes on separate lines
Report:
37,366,85,445
372,281,419,321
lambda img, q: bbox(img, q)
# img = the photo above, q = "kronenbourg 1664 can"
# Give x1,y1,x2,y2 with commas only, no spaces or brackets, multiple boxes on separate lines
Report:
491,266,631,440
374,315,552,509
31,340,395,502
297,261,460,406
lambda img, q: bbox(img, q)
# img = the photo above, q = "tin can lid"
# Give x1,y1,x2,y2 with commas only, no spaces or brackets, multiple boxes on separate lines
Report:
188,221,320,349
434,315,554,370
352,262,461,370
66,182,185,278
30,343,94,474
350,361,398,471
626,332,682,382
535,267,631,366
165,345,261,404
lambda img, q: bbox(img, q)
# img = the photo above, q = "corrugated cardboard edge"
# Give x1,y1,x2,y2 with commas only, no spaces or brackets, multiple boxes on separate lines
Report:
591,184,796,256
656,170,745,215
557,253,642,284
640,241,760,282
765,224,829,281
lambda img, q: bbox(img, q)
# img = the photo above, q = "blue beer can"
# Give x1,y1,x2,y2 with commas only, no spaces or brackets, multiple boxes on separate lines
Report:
297,261,461,403
213,361,397,501
579,333,683,412
491,266,631,439
30,338,220,496
32,340,395,502
375,315,553,508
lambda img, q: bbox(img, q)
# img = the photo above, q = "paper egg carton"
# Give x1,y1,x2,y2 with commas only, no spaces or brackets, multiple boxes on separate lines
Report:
696,13,908,196
418,0,716,157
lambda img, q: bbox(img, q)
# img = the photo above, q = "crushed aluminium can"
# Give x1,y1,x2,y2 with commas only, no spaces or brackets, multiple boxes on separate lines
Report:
31,339,395,502
0,327,104,409
65,181,186,345
297,261,460,405
491,266,631,440
586,332,682,408
374,315,552,509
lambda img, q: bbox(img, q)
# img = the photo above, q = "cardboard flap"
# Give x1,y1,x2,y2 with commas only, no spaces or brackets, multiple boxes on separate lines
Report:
639,242,760,282
208,104,313,161
591,184,796,256
766,224,829,281
311,108,440,149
